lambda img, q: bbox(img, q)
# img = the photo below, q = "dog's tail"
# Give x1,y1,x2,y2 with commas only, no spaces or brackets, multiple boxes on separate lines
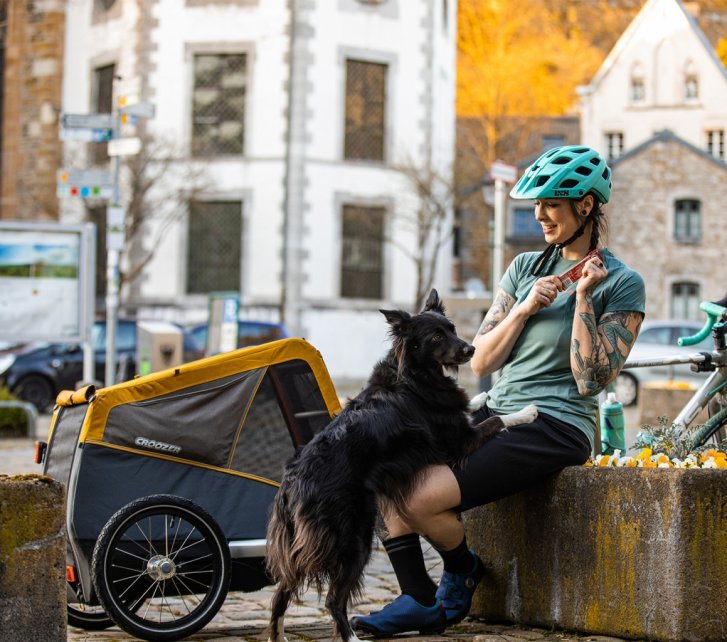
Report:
266,475,374,603
266,482,307,597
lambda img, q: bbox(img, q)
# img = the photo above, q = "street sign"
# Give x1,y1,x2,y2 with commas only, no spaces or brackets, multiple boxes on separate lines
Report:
57,169,114,199
121,101,155,119
108,137,142,157
61,113,115,130
490,160,518,183
106,206,126,251
60,128,113,142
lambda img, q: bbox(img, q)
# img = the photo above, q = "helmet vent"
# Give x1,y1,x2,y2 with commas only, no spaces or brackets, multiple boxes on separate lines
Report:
575,166,592,176
589,157,600,166
559,179,578,188
535,175,550,187
602,168,610,180
551,156,570,165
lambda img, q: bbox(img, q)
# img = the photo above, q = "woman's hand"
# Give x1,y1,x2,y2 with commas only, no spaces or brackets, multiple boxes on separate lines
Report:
521,276,563,316
576,255,608,295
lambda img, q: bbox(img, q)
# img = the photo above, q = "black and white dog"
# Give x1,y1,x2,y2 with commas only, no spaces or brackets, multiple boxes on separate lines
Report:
266,289,537,642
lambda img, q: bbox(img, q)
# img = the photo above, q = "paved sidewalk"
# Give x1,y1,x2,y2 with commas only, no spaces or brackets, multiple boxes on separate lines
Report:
61,544,633,642
1,420,635,642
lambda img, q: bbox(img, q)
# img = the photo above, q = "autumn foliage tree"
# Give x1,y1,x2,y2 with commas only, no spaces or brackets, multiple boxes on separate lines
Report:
457,0,606,165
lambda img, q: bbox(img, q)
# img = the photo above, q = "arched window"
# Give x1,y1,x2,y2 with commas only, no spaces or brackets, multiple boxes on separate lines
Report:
630,63,645,103
684,60,699,101
671,282,700,320
674,199,701,243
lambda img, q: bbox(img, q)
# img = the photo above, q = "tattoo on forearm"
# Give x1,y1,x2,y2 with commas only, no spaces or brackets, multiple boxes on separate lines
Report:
476,290,514,336
571,304,643,395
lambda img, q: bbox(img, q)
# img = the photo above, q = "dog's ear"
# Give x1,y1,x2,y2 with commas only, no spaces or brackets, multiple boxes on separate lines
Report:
422,289,445,315
380,309,411,334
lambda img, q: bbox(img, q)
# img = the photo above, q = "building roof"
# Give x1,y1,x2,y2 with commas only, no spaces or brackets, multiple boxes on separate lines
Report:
580,0,727,95
610,129,727,171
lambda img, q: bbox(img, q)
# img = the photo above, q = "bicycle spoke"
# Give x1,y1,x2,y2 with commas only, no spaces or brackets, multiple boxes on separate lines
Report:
170,576,194,616
177,552,213,567
170,526,198,561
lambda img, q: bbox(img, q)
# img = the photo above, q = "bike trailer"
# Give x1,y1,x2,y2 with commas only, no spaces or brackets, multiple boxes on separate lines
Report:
39,337,341,640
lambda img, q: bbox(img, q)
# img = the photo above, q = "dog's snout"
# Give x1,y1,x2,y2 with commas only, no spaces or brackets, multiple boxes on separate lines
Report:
463,343,475,358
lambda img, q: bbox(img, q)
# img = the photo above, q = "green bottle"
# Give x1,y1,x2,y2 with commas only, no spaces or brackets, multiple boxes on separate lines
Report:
601,392,626,455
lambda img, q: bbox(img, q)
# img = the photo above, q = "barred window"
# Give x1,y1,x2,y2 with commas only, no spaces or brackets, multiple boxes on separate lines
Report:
187,201,242,294
192,53,246,156
91,63,115,164
605,132,624,161
674,199,701,243
706,129,724,160
671,282,700,321
341,204,385,299
344,59,387,161
86,205,107,298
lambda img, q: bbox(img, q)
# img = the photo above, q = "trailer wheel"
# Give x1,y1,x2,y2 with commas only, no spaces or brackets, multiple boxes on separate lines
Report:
91,494,230,642
67,602,114,630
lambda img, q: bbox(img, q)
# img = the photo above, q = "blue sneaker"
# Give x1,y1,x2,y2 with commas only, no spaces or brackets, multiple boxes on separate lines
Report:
350,594,446,636
435,552,485,625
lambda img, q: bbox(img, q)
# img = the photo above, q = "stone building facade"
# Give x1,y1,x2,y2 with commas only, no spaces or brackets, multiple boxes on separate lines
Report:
0,0,65,221
609,130,727,320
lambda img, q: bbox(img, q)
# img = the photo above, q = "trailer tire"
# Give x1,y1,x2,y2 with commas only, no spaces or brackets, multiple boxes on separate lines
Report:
67,602,114,630
92,494,230,642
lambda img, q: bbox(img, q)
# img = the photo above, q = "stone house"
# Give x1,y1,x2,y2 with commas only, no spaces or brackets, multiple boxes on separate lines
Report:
575,0,727,317
58,0,458,381
609,130,727,320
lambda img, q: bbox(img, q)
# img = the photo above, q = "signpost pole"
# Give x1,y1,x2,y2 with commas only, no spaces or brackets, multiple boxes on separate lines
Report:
104,92,123,387
489,160,518,295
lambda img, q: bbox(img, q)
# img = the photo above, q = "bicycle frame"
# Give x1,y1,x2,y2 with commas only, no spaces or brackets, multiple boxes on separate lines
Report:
622,295,727,448
623,352,726,438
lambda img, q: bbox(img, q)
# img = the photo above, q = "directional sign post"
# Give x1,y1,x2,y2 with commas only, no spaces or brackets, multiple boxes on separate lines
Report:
57,169,115,199
58,97,155,387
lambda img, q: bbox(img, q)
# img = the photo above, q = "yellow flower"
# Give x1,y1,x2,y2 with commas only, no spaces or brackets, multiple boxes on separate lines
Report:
636,448,652,460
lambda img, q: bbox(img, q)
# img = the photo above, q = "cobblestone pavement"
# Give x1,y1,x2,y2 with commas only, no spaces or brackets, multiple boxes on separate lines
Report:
1,419,634,642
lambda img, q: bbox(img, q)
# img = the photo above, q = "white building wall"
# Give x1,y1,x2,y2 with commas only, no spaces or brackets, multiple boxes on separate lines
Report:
579,0,727,157
60,0,458,381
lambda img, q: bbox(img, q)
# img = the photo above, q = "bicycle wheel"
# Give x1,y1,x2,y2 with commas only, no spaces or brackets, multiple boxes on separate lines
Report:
67,602,114,630
91,494,230,642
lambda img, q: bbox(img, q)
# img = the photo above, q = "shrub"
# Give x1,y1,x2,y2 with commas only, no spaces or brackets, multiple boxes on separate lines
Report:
0,386,30,438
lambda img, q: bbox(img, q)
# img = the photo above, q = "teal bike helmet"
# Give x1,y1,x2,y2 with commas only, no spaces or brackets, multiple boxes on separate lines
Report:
510,145,612,204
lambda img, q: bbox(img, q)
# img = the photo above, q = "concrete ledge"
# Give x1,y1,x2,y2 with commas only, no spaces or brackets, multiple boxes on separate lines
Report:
465,467,726,642
0,475,66,641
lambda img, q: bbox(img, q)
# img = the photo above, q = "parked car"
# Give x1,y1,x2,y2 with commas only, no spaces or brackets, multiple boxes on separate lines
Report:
616,320,713,406
186,320,288,356
0,320,199,412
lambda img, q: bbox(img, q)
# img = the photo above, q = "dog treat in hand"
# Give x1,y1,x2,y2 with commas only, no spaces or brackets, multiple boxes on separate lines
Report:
558,249,603,288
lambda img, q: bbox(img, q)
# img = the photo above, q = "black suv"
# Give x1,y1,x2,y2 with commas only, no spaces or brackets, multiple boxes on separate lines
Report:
0,320,202,412
0,320,139,412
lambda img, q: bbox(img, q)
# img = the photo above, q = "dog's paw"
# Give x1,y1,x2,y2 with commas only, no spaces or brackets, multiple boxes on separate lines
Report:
501,404,538,428
469,390,489,412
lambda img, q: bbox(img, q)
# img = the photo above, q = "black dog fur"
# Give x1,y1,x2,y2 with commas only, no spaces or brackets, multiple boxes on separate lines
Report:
265,289,534,642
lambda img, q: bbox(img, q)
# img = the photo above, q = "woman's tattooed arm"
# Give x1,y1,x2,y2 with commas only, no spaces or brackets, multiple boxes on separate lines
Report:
476,289,516,337
570,293,643,396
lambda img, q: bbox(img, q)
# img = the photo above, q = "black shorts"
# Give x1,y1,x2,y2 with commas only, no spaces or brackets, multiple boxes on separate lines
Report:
452,405,591,512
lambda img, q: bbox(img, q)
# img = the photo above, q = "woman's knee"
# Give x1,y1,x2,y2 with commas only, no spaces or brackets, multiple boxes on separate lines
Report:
400,466,461,529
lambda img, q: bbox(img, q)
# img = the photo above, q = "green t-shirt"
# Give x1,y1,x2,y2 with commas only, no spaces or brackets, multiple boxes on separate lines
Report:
486,248,646,447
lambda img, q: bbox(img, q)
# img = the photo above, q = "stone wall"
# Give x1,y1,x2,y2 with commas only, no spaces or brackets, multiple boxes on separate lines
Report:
0,474,66,641
466,466,726,642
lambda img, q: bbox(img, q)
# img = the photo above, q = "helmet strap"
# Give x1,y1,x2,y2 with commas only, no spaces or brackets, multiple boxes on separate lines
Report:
530,215,591,277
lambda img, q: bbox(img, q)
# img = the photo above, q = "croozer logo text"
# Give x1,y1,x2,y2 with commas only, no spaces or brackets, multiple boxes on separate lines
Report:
135,437,182,455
